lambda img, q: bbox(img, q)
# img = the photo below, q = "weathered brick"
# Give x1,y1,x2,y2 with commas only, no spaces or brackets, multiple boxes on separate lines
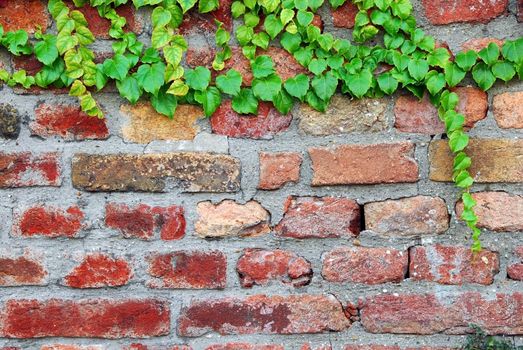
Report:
40,346,103,350
66,1,142,38
195,200,270,238
206,345,283,350
0,152,61,188
493,91,523,129
331,1,358,28
258,152,302,190
455,191,523,232
1,299,170,338
178,294,351,336
13,205,85,238
310,142,418,185
32,104,109,141
0,0,48,32
429,139,523,183
322,247,408,284
124,345,190,350
301,345,332,350
275,196,361,239
409,245,499,285
237,249,312,288
63,253,133,288
179,0,232,34
298,96,388,136
394,88,487,134
422,0,508,24
120,103,203,143
105,203,185,240
211,100,292,139
71,153,240,192
0,255,47,286
0,104,21,139
461,38,504,52
146,251,226,289
508,247,523,281
519,0,523,21
360,292,523,335
364,196,449,237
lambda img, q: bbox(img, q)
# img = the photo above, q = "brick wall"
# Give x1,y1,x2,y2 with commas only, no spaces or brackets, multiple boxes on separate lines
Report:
0,0,522,349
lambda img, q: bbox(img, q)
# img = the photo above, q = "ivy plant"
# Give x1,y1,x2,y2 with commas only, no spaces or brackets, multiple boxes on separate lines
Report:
0,0,522,250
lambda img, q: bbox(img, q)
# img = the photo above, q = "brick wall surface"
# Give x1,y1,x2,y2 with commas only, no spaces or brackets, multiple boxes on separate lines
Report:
0,0,522,349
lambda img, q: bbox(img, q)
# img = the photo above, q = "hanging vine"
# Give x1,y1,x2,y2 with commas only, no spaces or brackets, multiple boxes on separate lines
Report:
0,0,522,250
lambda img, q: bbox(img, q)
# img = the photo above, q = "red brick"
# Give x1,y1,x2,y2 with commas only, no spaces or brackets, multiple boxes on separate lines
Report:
237,249,312,288
360,292,523,335
322,247,408,284
461,38,504,52
1,299,170,338
41,346,103,350
519,0,523,21
195,200,270,238
364,196,449,237
422,0,508,24
394,88,487,134
409,245,499,285
508,247,523,281
124,345,190,350
206,344,284,350
310,142,418,185
0,255,47,286
493,91,523,129
0,0,48,32
65,1,142,38
0,152,61,188
179,0,232,34
275,196,361,239
455,192,523,232
105,203,185,241
13,205,85,238
258,152,302,190
331,1,358,28
300,345,332,350
211,100,292,139
146,251,226,289
178,294,351,336
187,47,305,86
63,253,132,288
32,104,109,141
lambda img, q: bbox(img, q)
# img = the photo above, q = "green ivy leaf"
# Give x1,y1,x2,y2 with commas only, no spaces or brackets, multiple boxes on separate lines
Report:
455,50,477,71
346,69,373,98
377,72,398,94
408,58,429,81
264,14,283,39
134,62,166,96
34,36,58,65
427,48,450,68
472,62,496,91
102,54,131,81
491,61,516,82
195,86,222,117
177,0,198,13
444,62,466,88
305,90,328,112
252,32,270,49
252,74,282,101
280,32,301,53
116,76,141,104
216,69,242,96
311,71,338,101
273,89,294,114
501,38,523,63
185,66,211,91
151,86,178,118
199,0,219,12
251,55,275,79
478,42,500,65
449,130,469,152
308,58,327,75
283,74,310,100
232,88,259,114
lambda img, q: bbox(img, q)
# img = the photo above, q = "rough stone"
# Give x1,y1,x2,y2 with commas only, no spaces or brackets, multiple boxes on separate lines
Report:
195,200,271,238
298,95,388,136
71,153,241,192
120,103,203,144
429,139,523,183
422,0,508,25
0,104,21,139
258,152,302,190
493,91,523,129
364,196,449,237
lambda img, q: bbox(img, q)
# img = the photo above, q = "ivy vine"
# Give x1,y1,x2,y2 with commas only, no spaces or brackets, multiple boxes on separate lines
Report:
0,0,522,250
